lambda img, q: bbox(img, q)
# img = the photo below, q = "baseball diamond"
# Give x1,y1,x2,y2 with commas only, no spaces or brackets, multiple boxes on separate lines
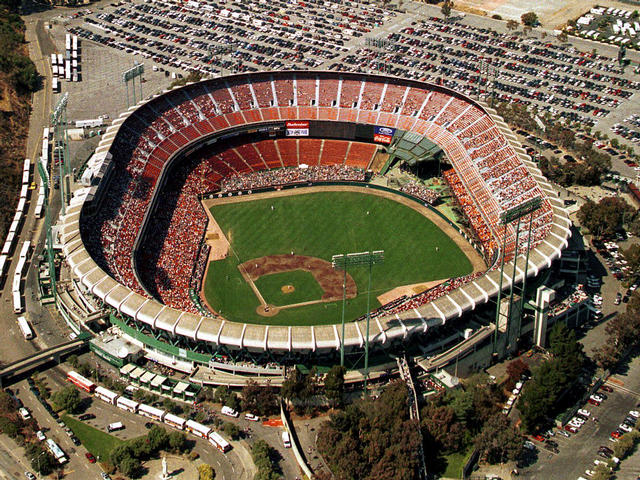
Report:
62,71,570,354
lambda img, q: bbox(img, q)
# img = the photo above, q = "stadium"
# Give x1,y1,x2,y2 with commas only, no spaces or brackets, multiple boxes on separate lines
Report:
61,71,571,367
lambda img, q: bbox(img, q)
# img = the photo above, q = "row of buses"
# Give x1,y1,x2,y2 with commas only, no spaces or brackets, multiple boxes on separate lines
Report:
1,157,33,306
67,371,231,453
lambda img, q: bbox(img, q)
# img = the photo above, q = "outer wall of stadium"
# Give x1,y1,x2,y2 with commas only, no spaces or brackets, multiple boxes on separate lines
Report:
61,71,571,366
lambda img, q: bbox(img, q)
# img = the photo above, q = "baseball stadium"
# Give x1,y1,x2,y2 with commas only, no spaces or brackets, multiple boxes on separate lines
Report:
61,71,571,374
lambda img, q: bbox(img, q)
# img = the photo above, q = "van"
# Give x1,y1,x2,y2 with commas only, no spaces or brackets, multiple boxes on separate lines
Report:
107,422,124,432
221,406,239,418
282,431,291,448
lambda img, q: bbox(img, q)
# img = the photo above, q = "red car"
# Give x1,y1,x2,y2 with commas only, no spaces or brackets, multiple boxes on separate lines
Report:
565,425,578,433
600,385,613,393
532,434,546,442
588,398,601,406
85,453,96,463
611,431,622,439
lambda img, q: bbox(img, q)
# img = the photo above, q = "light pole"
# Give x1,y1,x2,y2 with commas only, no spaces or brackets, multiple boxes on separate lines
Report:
37,450,47,479
331,250,384,393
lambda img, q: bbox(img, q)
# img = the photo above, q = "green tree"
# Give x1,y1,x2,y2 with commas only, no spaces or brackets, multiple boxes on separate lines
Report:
129,436,152,459
0,417,18,437
475,414,524,464
578,197,633,237
421,403,465,453
120,456,141,478
441,0,454,20
506,19,519,31
223,422,240,440
198,463,215,480
521,11,538,26
324,365,346,408
506,358,530,382
241,380,278,417
623,244,640,274
147,425,169,452
0,391,15,414
517,359,567,432
110,444,133,469
50,386,81,413
548,322,585,378
168,431,188,452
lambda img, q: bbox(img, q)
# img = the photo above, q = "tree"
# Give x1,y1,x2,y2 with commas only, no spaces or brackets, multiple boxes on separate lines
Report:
281,367,317,411
223,422,239,440
441,0,454,20
241,380,278,417
50,386,81,413
557,31,568,42
578,197,633,238
252,440,280,480
0,417,18,437
168,431,188,452
120,456,141,478
475,414,524,464
548,322,585,378
0,391,16,414
198,463,215,480
623,244,640,275
521,11,538,26
324,365,346,408
147,425,169,452
506,358,530,382
318,381,421,480
517,359,567,432
421,403,465,453
129,436,152,459
506,19,519,31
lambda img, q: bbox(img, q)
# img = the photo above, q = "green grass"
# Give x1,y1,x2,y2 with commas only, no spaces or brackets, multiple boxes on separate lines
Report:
442,448,473,478
254,270,325,306
204,191,472,325
62,414,124,460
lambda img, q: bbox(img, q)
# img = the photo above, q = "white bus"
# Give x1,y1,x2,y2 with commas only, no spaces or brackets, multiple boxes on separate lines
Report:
46,439,67,464
185,419,211,439
163,413,186,430
17,316,32,340
208,431,231,453
12,290,22,314
137,403,166,422
94,386,119,404
116,396,139,413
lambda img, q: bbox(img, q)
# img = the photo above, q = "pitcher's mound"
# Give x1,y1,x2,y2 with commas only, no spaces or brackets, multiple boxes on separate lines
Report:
281,285,295,294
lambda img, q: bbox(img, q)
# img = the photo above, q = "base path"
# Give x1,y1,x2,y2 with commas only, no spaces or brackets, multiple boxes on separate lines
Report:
240,254,357,302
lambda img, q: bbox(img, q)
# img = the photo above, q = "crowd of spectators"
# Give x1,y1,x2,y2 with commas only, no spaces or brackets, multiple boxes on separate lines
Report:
219,164,365,193
79,73,556,317
399,181,440,205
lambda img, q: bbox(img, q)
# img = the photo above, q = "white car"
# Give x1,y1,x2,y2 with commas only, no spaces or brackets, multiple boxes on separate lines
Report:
36,431,45,441
571,416,585,424
577,409,591,417
244,413,260,422
590,394,604,402
619,423,632,433
593,459,610,468
628,410,640,418
585,470,595,477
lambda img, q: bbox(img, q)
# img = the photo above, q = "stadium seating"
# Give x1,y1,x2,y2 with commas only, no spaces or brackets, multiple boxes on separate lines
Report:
82,72,554,316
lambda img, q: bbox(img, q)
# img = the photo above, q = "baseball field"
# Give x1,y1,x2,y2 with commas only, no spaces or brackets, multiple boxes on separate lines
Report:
202,189,474,326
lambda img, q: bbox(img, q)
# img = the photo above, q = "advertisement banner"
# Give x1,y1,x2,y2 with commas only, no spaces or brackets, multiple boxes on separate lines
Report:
286,121,310,137
373,126,396,144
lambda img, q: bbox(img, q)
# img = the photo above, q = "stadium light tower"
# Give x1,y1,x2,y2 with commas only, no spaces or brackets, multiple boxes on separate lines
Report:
122,62,145,108
493,197,542,355
332,250,384,384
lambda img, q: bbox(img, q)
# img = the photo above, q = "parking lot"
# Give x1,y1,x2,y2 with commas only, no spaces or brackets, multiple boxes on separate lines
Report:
520,354,640,479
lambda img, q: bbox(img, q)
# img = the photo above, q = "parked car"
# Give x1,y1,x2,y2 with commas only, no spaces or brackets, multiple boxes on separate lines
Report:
611,431,623,439
36,431,45,441
79,413,95,421
600,385,613,392
565,425,579,433
619,423,632,433
244,413,260,422
24,473,36,480
577,409,591,417
588,398,601,406
85,453,96,463
532,434,546,442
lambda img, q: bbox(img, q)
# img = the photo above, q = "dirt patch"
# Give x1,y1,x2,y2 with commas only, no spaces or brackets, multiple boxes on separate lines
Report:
240,255,356,302
281,285,295,294
256,304,280,316
201,200,230,261
377,279,448,305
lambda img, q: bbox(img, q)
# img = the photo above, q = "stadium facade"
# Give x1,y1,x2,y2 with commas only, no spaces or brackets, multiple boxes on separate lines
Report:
61,71,570,363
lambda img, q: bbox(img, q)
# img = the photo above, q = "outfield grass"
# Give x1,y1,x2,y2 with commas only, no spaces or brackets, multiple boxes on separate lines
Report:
204,191,472,325
254,270,325,306
62,414,124,460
